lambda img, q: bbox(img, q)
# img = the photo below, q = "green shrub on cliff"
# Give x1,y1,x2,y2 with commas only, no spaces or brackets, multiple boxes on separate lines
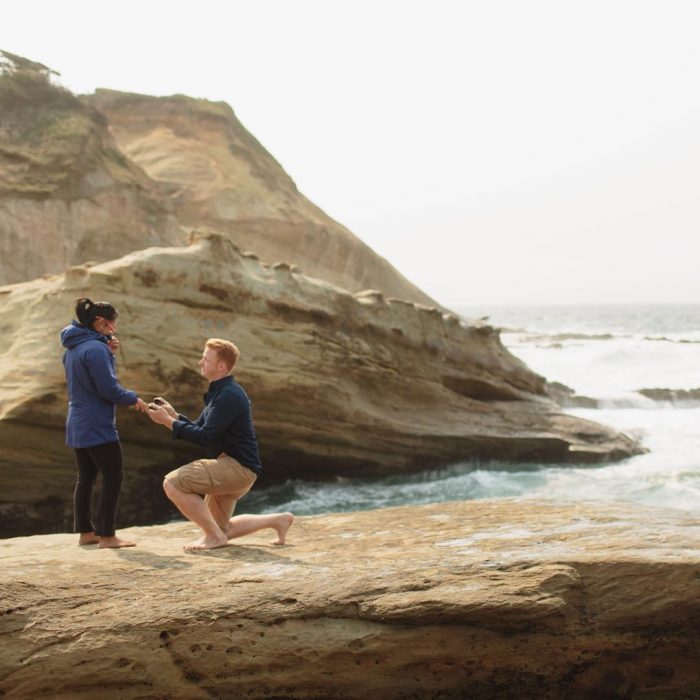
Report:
0,50,116,198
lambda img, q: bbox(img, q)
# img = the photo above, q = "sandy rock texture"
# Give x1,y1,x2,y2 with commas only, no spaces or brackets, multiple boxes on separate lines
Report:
1,499,699,699
0,51,182,286
0,233,640,536
88,88,436,304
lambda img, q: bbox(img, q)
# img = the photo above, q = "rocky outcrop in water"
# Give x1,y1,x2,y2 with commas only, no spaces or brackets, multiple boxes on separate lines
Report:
638,387,700,406
547,382,700,409
1,499,698,699
0,233,641,537
545,381,599,409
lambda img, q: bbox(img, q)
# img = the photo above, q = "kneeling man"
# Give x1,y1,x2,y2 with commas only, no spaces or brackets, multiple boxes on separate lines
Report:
147,338,293,551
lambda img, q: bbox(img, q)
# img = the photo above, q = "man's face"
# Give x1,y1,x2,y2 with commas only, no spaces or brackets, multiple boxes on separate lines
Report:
198,346,224,380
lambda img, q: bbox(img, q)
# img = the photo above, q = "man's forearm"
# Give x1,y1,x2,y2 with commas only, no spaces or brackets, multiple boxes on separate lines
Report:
153,413,177,430
169,397,238,447
171,417,211,447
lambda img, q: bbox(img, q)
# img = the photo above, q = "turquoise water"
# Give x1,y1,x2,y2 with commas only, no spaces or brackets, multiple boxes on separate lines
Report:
244,304,700,516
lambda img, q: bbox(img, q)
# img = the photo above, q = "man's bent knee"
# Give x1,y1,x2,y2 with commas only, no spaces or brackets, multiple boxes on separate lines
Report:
163,477,182,499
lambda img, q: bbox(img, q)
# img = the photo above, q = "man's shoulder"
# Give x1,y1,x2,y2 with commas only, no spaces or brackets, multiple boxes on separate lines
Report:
217,380,250,405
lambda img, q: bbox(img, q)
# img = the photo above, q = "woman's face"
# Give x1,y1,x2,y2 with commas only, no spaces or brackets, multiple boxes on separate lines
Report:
94,316,118,336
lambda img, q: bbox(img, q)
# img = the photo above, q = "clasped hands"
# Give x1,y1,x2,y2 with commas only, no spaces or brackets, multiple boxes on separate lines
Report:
145,396,178,428
127,394,177,423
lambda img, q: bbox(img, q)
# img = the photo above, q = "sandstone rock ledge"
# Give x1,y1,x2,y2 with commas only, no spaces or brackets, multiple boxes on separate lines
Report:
0,233,642,537
1,500,699,699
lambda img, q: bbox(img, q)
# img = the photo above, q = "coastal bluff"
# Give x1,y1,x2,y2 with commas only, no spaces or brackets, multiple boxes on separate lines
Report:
0,50,433,305
1,500,699,699
0,233,641,537
88,88,436,304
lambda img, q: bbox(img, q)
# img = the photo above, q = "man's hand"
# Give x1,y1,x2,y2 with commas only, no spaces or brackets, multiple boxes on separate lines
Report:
153,396,177,419
147,403,176,429
107,335,120,355
130,397,149,413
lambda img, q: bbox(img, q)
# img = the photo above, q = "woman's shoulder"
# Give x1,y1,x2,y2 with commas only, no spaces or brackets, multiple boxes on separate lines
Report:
81,338,111,359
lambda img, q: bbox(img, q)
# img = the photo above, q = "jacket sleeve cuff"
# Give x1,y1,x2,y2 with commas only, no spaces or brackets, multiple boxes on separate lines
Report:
172,420,185,439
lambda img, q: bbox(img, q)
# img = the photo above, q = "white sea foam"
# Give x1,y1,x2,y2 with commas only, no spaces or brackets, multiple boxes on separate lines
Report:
504,335,698,396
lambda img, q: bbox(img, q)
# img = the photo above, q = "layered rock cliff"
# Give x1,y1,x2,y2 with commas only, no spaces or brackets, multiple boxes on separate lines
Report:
87,88,436,303
1,50,434,304
1,500,698,699
0,51,182,285
0,233,640,536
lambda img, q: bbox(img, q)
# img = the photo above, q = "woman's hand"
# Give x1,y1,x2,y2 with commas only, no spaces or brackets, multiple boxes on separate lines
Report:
107,335,120,355
131,397,149,413
153,397,177,419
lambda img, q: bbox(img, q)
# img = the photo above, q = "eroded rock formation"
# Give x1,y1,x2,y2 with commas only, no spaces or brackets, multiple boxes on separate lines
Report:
1,500,698,699
0,233,640,536
0,51,182,285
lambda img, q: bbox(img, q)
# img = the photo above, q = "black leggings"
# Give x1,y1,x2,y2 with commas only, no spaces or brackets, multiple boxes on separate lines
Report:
73,441,124,537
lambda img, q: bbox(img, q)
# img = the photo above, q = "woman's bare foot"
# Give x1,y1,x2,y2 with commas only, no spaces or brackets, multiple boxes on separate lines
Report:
98,535,136,548
184,534,228,552
78,532,100,546
272,513,295,545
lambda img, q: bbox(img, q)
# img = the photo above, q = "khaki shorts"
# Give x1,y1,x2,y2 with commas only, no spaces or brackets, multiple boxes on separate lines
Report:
165,453,257,530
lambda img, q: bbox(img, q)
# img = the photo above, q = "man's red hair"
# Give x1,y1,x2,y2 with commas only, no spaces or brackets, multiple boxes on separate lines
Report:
205,338,240,371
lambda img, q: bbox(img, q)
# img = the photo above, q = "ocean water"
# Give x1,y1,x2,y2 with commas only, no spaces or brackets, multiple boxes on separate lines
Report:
246,304,700,516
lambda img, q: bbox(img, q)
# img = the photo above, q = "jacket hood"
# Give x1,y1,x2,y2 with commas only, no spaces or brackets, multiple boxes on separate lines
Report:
60,320,108,349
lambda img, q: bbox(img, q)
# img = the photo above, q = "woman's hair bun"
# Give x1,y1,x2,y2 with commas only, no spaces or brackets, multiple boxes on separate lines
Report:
75,298,91,326
74,297,117,328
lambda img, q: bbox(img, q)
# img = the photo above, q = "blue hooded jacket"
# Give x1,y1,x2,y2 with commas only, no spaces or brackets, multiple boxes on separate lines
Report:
60,321,138,448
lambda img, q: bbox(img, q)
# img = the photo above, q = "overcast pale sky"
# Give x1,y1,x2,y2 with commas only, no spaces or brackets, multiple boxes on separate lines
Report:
3,1,699,305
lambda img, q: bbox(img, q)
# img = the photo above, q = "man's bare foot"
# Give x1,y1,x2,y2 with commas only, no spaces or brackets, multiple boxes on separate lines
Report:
272,513,295,545
98,536,136,548
184,534,228,552
78,532,100,546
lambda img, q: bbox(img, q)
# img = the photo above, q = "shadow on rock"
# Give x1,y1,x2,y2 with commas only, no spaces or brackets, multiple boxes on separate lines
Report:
114,549,195,570
193,544,303,565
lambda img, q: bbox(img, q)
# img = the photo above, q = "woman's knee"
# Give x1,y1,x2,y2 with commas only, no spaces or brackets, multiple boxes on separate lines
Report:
101,469,123,488
75,474,96,488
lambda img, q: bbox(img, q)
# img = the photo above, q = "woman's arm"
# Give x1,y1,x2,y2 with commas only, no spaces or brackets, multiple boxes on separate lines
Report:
84,344,139,405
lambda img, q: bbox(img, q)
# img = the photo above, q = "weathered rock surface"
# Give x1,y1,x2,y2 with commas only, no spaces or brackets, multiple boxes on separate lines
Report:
0,233,640,536
0,51,182,286
88,88,436,304
1,499,699,699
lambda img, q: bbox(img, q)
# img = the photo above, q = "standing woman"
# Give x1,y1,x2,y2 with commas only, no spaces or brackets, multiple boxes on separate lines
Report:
60,298,147,548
